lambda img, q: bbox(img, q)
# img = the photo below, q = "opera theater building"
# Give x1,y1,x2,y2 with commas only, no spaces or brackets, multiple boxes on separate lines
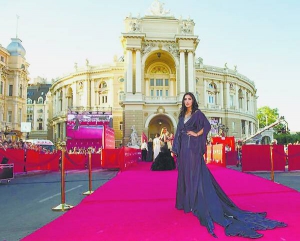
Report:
48,2,257,147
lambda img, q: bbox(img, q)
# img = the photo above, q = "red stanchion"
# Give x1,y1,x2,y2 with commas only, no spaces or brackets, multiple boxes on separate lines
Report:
83,149,94,195
52,142,74,211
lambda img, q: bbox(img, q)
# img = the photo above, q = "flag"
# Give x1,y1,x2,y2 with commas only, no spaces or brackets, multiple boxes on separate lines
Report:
141,132,148,143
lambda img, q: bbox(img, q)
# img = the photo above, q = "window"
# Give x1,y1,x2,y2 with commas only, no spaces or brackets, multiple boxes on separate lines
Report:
232,122,235,131
230,95,234,107
7,111,12,122
0,56,4,62
209,83,216,89
150,90,154,96
38,123,43,130
0,81,3,95
119,91,124,101
27,115,33,122
100,82,107,88
119,122,123,131
27,98,32,104
150,79,154,86
165,90,168,96
18,109,22,123
102,96,108,103
165,79,169,86
241,120,246,134
119,78,124,83
38,97,43,104
208,95,214,104
156,79,163,86
9,85,13,96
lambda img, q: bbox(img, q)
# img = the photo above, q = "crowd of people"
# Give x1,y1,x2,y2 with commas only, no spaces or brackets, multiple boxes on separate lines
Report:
0,139,55,153
140,127,176,171
68,146,102,154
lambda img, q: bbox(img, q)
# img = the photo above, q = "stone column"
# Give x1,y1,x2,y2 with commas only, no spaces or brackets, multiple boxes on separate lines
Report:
187,50,194,92
235,84,239,110
203,79,207,107
126,49,133,93
179,50,185,94
170,78,174,96
14,72,19,97
90,80,95,107
136,49,141,93
243,89,247,112
220,82,223,109
73,82,77,107
145,78,149,96
226,82,230,109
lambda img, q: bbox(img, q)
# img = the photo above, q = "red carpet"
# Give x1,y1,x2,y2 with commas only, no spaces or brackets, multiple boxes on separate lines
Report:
22,163,300,241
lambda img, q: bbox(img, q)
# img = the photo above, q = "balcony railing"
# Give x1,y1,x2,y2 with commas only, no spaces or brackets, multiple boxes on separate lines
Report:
144,96,177,103
207,104,221,110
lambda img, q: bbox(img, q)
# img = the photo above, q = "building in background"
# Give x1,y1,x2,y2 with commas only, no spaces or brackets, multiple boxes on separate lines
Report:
26,78,51,140
48,1,257,146
0,38,29,140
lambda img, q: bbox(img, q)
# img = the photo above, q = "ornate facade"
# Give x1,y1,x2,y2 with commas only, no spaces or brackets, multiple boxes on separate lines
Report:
26,79,51,140
0,38,29,140
48,2,257,146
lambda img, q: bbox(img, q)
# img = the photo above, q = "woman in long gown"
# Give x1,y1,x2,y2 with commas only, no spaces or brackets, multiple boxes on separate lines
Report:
172,92,286,238
146,138,154,162
153,133,161,160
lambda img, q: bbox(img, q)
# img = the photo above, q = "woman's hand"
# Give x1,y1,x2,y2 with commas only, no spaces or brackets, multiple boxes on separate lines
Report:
187,128,204,137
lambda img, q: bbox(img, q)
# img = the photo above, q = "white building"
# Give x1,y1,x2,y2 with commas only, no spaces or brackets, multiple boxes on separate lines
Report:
48,1,257,146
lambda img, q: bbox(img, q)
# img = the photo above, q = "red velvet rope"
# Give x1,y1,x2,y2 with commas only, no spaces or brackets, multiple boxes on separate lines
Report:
25,152,61,167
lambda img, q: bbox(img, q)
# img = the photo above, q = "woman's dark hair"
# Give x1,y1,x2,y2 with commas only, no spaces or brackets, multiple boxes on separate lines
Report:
179,92,199,118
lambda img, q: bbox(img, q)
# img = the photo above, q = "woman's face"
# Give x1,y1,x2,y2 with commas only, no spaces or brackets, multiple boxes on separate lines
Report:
184,94,193,109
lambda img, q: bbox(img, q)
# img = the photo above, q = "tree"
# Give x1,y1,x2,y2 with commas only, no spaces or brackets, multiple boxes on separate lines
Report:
257,106,280,128
257,106,286,134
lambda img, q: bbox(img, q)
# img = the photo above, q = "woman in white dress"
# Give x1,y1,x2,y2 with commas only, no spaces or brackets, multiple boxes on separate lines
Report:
153,133,161,160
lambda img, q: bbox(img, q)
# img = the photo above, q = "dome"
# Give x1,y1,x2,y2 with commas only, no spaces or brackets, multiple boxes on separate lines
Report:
6,38,26,57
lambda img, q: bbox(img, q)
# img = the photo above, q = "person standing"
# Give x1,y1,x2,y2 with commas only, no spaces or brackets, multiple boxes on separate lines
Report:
146,138,154,162
153,133,161,160
141,140,148,161
172,92,286,238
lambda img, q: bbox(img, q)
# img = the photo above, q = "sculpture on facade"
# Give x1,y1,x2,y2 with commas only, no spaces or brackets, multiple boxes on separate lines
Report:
181,20,192,34
129,20,141,32
127,125,140,148
147,0,171,16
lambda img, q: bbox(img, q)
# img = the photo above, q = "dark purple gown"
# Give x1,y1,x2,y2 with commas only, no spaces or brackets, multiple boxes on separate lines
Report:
172,109,286,238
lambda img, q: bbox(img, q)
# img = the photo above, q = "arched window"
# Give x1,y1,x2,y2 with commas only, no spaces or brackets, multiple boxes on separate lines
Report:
38,97,43,104
27,98,32,104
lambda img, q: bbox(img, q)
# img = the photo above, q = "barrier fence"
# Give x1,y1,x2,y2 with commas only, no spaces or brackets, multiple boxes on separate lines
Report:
0,144,299,175
0,146,141,175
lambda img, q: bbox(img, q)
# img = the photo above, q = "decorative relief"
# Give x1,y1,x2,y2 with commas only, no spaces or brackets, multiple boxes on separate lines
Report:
165,43,179,57
141,43,156,55
129,19,141,33
151,66,169,74
180,20,193,34
144,112,148,117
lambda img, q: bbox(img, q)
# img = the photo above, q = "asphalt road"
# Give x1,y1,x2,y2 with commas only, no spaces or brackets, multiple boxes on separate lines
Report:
0,169,118,241
228,165,300,192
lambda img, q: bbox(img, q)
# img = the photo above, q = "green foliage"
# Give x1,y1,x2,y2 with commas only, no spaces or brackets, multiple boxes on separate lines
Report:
274,132,300,145
257,106,279,128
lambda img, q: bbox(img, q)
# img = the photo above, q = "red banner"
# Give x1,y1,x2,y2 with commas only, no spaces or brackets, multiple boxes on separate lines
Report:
288,145,300,171
242,145,285,172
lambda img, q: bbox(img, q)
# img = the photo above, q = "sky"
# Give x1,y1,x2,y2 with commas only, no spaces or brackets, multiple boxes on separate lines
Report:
1,0,300,131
